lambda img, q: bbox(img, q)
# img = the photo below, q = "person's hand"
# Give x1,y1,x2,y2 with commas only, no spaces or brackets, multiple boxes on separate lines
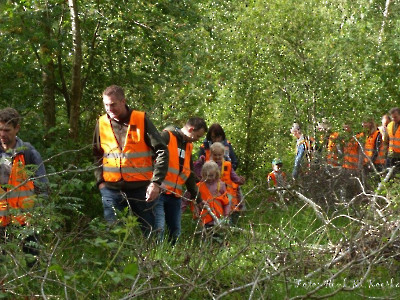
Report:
98,182,106,190
197,200,205,210
238,176,246,185
146,182,161,202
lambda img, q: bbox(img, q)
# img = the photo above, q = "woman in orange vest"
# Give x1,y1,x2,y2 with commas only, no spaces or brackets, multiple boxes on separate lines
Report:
195,161,230,227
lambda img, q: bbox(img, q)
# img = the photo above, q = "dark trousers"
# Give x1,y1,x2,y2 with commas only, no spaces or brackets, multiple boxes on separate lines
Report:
100,186,155,235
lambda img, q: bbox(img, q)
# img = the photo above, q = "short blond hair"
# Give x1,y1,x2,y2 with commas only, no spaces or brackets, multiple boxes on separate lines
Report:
201,161,220,180
210,142,225,154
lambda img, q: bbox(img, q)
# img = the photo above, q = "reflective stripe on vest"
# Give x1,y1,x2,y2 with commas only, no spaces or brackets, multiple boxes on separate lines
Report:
197,182,228,225
219,160,240,211
99,111,154,182
0,154,35,226
364,130,386,165
343,135,361,169
163,131,192,196
327,132,339,166
387,121,400,153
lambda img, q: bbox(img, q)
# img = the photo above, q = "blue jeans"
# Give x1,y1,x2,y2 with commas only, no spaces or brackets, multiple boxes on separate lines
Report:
154,193,182,244
100,186,155,235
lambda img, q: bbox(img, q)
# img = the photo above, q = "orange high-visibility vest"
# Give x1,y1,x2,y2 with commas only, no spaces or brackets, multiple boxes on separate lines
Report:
343,134,362,170
327,132,339,166
364,130,386,165
99,111,154,182
219,160,240,211
267,171,286,187
197,181,229,225
387,121,400,154
163,131,193,196
0,154,35,227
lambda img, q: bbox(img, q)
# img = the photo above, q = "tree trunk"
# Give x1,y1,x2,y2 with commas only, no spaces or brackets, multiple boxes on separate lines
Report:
42,59,56,129
41,9,56,130
68,0,82,140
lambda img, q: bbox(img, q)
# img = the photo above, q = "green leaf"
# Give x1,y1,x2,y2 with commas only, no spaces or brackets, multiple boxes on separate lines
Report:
123,262,138,276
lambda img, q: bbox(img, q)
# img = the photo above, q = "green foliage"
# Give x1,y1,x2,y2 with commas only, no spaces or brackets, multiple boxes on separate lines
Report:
1,0,400,297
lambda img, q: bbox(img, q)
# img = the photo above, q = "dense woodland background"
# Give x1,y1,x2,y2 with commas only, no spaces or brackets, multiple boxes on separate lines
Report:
1,0,400,298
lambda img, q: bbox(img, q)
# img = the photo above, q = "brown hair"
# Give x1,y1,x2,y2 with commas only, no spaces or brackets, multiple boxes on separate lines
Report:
0,107,20,128
103,85,125,101
206,123,226,141
186,117,208,132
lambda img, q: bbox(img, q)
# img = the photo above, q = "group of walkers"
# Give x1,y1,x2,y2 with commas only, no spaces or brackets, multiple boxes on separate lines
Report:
267,108,400,201
0,85,245,269
93,85,246,244
3,84,400,267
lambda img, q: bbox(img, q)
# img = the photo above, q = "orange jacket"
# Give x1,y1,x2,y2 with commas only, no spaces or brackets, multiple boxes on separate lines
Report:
0,154,35,226
197,181,229,225
267,170,286,187
99,111,153,182
342,134,362,170
163,131,192,196
219,160,240,211
387,121,400,154
364,130,386,165
327,132,339,166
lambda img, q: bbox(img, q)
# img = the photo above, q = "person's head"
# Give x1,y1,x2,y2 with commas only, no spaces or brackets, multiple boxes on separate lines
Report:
290,123,301,138
343,124,351,132
201,161,220,183
181,117,207,142
390,107,400,125
210,142,225,164
206,123,226,143
362,117,376,134
0,108,21,150
317,118,331,132
382,114,391,127
102,85,128,121
272,158,283,172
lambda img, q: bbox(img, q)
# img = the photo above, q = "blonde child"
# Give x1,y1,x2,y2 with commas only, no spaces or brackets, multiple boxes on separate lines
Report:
194,142,245,224
196,161,230,227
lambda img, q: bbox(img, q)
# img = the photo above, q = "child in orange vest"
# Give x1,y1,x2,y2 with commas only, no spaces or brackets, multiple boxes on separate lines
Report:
267,158,288,205
267,158,287,188
196,161,230,227
194,142,245,224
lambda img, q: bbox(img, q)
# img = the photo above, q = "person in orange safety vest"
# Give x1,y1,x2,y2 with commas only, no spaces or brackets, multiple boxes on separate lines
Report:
154,118,207,244
267,158,287,188
361,118,386,171
93,85,169,235
0,107,48,267
194,142,245,225
195,161,230,227
385,107,400,176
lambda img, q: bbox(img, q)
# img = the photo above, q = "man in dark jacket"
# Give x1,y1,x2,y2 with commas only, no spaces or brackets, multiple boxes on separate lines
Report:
93,85,168,235
154,118,207,244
